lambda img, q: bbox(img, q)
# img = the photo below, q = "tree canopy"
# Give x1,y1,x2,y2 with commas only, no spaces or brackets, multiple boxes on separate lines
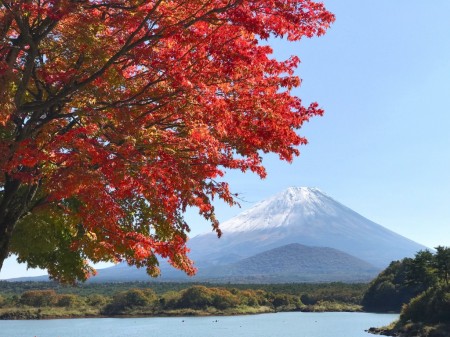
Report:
0,0,334,282
375,248,450,335
362,247,450,313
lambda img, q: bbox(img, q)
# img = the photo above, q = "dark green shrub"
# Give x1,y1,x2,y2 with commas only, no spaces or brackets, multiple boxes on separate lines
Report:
176,286,213,310
401,286,450,324
102,288,156,315
159,291,181,310
86,294,109,307
300,294,316,305
271,294,291,308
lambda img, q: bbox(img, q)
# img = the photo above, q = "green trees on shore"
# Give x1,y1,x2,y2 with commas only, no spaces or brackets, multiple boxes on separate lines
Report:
397,247,450,326
362,246,450,313
401,286,450,324
363,246,450,337
361,260,426,312
0,282,366,319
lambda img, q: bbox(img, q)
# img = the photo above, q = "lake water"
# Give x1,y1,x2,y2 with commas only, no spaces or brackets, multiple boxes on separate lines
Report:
0,312,397,337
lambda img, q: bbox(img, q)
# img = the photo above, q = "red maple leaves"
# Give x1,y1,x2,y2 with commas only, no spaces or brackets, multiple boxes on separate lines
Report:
0,0,334,282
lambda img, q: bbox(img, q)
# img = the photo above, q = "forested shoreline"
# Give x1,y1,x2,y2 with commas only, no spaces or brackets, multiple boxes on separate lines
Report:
0,281,366,320
364,247,450,337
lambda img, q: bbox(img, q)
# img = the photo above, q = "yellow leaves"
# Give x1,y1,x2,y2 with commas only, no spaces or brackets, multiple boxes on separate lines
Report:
0,73,16,126
0,101,14,127
88,97,97,105
86,231,97,241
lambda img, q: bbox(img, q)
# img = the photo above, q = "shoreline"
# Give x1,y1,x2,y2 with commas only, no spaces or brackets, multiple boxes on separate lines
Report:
0,305,365,321
367,323,450,337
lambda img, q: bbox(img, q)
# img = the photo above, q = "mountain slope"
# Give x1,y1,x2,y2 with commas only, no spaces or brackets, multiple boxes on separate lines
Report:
198,243,380,283
187,187,427,269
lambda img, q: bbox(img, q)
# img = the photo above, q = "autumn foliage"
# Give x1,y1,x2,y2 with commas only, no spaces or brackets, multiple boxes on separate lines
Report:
0,0,334,282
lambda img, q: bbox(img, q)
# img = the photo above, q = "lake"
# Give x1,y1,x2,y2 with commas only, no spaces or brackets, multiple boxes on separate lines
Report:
0,312,397,337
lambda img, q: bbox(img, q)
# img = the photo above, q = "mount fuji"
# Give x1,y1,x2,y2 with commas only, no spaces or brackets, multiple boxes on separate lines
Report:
186,187,426,270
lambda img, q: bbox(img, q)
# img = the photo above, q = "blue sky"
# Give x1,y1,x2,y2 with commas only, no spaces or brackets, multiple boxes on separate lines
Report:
190,0,450,246
2,0,450,279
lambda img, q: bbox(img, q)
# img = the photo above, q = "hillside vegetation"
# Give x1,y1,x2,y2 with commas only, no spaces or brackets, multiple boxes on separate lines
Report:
195,243,379,283
0,282,366,319
366,246,450,337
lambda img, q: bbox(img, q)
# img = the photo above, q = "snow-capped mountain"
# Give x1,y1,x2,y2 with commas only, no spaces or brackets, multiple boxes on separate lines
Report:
186,187,427,269
221,187,341,232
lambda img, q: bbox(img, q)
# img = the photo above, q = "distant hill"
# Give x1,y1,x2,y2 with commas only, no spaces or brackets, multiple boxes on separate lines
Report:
195,243,380,283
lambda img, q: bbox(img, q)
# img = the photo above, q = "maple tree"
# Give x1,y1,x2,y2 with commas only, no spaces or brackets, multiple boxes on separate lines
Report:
0,0,334,283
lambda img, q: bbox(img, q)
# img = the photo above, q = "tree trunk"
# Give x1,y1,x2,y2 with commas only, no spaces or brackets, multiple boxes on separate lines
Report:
0,177,38,272
0,217,15,271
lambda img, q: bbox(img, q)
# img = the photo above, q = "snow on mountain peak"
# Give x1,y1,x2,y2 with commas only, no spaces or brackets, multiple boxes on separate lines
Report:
190,186,427,269
220,186,339,233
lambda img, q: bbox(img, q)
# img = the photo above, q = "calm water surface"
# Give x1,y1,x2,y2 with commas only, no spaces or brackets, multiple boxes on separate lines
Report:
0,312,398,337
